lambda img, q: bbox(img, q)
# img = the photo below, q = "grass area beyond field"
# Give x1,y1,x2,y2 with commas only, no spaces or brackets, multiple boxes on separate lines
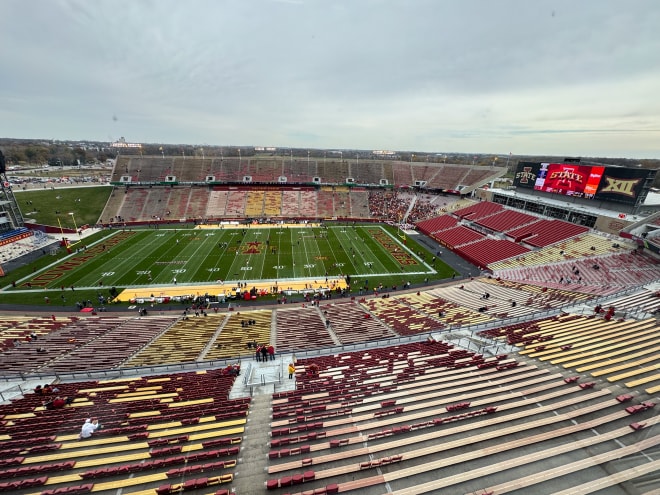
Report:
5,225,453,305
13,185,112,229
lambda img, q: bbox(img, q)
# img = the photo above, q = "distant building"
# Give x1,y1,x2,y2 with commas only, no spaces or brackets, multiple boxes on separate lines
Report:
111,137,142,150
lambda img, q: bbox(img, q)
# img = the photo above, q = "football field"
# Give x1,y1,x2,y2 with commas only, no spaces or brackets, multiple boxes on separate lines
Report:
24,224,439,292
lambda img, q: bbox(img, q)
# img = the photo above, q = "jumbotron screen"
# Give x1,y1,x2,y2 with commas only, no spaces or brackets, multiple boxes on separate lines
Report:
513,162,649,205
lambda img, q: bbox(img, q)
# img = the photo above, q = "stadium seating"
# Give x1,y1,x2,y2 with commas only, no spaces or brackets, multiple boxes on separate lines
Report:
431,225,486,248
205,310,272,360
275,307,336,352
507,219,589,247
453,201,504,220
5,156,659,494
124,314,224,367
473,209,540,233
264,339,657,495
456,238,531,267
425,165,470,190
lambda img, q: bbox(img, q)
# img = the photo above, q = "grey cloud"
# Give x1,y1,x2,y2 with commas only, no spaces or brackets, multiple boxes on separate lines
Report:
0,0,659,157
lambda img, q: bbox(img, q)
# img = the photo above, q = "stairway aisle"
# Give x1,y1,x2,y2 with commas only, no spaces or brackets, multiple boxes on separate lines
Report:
233,393,272,494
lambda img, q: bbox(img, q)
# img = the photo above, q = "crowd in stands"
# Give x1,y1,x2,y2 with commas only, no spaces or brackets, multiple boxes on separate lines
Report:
368,190,439,223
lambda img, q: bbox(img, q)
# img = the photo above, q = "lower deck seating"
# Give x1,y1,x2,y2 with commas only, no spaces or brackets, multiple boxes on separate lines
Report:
0,370,245,495
265,340,658,495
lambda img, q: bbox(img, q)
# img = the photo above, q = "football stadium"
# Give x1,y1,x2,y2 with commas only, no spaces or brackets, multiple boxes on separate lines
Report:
0,151,659,495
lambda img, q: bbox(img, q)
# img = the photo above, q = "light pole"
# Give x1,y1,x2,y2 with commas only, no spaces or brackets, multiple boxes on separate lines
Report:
356,153,359,168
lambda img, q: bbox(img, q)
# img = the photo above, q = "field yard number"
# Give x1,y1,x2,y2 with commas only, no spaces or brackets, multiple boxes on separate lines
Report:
136,270,151,275
304,264,315,269
172,269,186,274
207,268,221,272
241,266,253,271
101,272,115,277
273,265,285,270
155,234,165,237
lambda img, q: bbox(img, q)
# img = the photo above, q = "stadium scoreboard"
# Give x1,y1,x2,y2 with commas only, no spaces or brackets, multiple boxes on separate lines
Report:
513,161,652,206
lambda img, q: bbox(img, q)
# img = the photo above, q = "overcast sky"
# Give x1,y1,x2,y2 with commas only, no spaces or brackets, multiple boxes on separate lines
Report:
1,0,659,158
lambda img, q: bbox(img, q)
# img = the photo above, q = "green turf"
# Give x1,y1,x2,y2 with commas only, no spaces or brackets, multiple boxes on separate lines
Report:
13,186,112,228
5,225,452,301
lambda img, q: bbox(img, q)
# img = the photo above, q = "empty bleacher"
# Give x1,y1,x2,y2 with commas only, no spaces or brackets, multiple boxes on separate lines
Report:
415,215,459,235
456,238,531,268
473,209,540,233
205,189,229,217
276,307,336,352
225,190,247,217
489,232,635,270
360,297,442,337
348,188,370,218
507,219,590,247
493,250,660,295
0,369,246,495
453,200,504,220
425,164,468,190
264,340,657,494
124,314,223,367
431,225,486,248
391,162,414,186
206,310,272,360
321,301,396,344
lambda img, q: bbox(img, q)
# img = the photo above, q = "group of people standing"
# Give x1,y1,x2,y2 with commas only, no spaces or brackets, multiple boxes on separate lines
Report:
254,343,275,361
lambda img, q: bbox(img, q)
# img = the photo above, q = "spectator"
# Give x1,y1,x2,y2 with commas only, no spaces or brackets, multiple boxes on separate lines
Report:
79,418,100,439
307,363,320,377
288,362,296,379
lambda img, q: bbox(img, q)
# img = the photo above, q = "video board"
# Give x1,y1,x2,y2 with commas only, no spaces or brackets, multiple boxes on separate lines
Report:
513,162,650,206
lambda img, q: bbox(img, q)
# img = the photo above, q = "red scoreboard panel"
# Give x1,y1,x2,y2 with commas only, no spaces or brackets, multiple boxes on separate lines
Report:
533,163,605,199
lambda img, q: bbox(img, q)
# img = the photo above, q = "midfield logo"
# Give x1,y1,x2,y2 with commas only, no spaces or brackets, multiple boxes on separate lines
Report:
242,241,262,254
599,176,641,197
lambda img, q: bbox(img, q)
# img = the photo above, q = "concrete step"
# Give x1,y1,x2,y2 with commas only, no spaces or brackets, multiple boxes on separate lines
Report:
233,394,273,494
